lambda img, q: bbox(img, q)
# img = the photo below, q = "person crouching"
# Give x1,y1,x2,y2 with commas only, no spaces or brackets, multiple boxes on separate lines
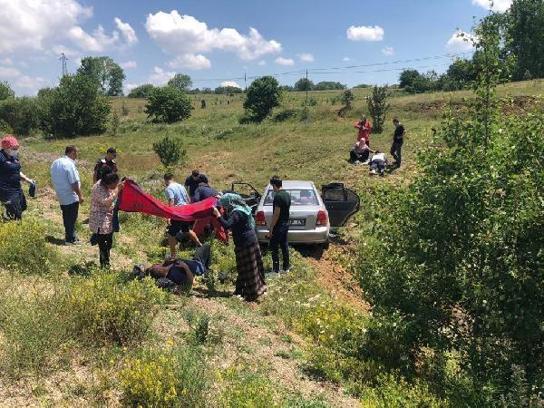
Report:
349,140,372,164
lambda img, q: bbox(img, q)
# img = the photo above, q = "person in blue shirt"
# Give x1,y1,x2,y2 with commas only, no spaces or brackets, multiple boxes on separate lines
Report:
0,135,35,220
50,146,83,245
163,173,202,258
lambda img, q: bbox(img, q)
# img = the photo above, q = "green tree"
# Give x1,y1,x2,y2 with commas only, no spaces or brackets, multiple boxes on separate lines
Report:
313,81,346,90
214,86,243,94
0,97,40,136
399,69,421,89
77,56,126,96
242,76,281,122
152,136,186,168
294,78,314,92
128,84,155,98
367,86,389,133
0,81,14,101
507,0,544,80
39,73,111,138
167,74,193,92
145,86,192,123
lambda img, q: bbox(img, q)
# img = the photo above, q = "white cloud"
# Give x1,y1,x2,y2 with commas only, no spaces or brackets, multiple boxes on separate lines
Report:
168,54,211,70
0,0,136,54
258,60,266,66
342,57,351,62
0,67,20,79
0,65,47,92
149,66,175,85
145,10,282,67
0,58,13,65
298,53,314,63
220,81,241,88
472,0,512,12
347,25,384,41
114,17,138,44
382,46,395,56
446,30,476,51
120,61,137,69
275,57,295,66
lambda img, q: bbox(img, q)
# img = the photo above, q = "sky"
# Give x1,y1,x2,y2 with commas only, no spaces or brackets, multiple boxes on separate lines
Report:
0,0,512,96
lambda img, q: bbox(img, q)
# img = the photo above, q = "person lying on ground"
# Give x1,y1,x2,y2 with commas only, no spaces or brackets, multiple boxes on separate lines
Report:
213,193,267,301
89,172,124,268
0,135,35,220
369,151,388,176
349,140,373,164
164,173,202,257
139,243,212,292
193,174,218,202
354,115,372,146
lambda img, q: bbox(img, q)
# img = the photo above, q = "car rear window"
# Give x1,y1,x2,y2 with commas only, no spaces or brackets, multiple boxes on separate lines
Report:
264,189,319,206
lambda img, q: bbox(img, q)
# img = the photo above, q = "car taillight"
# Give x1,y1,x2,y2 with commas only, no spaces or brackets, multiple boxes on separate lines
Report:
255,211,266,226
316,210,328,226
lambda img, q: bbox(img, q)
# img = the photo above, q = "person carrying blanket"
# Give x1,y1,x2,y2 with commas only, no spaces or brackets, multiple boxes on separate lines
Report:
213,193,266,302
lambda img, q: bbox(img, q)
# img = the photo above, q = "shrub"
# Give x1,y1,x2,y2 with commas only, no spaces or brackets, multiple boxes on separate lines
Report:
110,109,120,136
0,81,14,101
39,73,110,138
367,86,389,133
120,346,208,408
67,272,166,346
0,219,57,275
242,76,281,123
145,86,192,123
0,97,40,136
152,136,187,168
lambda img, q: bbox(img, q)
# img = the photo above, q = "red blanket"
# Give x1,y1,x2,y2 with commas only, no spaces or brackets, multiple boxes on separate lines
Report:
118,180,227,242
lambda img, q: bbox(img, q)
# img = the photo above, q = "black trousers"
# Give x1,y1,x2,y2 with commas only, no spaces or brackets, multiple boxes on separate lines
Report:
350,149,370,163
97,232,113,268
2,190,27,220
390,140,403,166
193,243,211,271
60,201,79,242
270,222,290,272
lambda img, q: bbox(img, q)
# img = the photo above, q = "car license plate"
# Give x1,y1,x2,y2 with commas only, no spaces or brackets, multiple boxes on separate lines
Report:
289,218,306,226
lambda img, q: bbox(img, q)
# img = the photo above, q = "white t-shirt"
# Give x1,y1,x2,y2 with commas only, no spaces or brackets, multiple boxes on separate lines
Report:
372,153,386,162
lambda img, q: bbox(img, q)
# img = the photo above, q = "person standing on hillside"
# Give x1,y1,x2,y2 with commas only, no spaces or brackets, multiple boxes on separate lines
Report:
93,147,118,183
265,176,291,273
0,135,35,220
50,146,83,245
163,173,202,258
355,115,372,146
89,172,123,268
390,117,405,168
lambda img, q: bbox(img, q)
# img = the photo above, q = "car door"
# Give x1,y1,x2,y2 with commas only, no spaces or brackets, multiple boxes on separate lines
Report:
321,182,360,227
225,182,262,214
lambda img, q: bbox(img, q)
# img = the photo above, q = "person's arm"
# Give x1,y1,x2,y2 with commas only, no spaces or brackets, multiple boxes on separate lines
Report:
72,183,84,204
19,172,33,184
213,207,237,230
266,206,281,239
94,184,122,208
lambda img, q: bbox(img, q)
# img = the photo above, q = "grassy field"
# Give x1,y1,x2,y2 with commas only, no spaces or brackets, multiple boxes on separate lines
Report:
1,80,543,407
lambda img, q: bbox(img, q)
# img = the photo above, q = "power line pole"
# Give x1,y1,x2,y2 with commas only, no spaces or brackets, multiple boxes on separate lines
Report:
305,69,309,104
59,53,68,77
244,72,247,92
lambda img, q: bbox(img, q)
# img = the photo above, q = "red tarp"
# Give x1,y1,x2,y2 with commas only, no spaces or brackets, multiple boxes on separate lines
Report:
118,180,227,242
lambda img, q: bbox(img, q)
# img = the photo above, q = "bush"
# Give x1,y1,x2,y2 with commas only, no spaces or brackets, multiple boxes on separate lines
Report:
120,346,208,408
0,81,14,101
38,73,110,138
242,76,281,123
67,272,166,346
152,136,187,168
128,84,155,98
367,86,390,133
0,219,57,275
145,86,192,123
0,97,40,136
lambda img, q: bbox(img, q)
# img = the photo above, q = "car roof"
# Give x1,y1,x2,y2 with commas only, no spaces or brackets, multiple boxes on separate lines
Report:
266,180,316,189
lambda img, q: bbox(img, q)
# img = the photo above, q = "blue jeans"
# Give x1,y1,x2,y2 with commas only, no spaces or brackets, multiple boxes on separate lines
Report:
270,222,289,272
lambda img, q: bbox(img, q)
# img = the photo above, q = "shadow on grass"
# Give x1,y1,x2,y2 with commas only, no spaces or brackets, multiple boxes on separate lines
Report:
293,244,325,261
45,235,65,246
192,286,232,299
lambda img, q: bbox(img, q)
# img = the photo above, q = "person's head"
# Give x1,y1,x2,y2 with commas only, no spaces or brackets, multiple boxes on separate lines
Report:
65,145,78,160
106,147,117,161
101,172,120,190
191,169,200,181
361,115,367,122
164,172,175,186
1,134,20,157
270,176,282,191
392,117,400,127
198,174,208,185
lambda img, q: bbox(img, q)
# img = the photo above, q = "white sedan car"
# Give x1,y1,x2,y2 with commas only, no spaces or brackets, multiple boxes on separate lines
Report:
228,180,359,248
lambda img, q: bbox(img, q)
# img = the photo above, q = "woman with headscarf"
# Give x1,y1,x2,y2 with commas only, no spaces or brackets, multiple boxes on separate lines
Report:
0,135,35,220
212,193,266,301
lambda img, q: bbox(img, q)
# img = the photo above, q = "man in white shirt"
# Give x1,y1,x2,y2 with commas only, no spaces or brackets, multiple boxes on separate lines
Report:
50,146,84,244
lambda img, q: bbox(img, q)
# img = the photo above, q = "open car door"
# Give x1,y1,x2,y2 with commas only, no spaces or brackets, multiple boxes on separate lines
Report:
321,182,360,227
224,182,262,214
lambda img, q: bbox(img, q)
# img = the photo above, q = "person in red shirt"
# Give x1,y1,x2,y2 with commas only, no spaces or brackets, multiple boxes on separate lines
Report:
354,115,372,146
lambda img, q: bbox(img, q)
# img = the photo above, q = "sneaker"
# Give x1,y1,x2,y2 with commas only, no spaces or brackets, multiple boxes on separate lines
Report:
65,239,81,246
281,268,291,273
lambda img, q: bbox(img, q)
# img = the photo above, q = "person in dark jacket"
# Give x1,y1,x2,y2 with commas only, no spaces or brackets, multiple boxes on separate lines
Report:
0,135,35,220
390,117,405,168
185,169,206,199
213,193,266,301
93,147,118,183
265,176,291,273
193,174,218,202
